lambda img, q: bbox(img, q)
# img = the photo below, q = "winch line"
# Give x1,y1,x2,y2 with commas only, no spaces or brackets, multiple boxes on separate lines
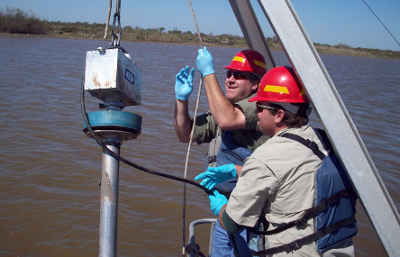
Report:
104,0,112,39
111,0,122,47
182,1,205,256
80,77,212,195
360,0,400,49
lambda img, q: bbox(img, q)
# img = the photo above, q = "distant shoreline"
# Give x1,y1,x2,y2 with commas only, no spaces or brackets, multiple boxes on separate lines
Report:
2,31,399,60
1,6,399,60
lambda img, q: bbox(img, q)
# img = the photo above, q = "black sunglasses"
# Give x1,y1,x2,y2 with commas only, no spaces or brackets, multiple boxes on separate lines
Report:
226,70,256,80
256,103,277,113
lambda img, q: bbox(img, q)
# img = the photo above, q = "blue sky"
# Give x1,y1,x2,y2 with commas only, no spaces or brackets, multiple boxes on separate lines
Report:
1,0,399,51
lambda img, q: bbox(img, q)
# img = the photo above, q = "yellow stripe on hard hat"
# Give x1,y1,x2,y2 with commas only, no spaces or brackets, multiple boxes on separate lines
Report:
254,60,266,69
264,85,289,94
233,56,245,63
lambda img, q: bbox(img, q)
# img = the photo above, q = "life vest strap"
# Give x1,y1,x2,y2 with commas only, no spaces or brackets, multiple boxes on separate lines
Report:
251,217,355,256
249,189,351,235
280,132,325,160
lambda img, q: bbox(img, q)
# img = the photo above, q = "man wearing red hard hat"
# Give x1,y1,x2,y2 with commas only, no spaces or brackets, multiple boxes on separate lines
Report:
196,66,358,257
174,48,269,256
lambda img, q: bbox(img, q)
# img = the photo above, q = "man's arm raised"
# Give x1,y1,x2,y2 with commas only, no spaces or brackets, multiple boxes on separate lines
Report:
174,66,195,142
174,99,193,142
196,47,246,130
203,74,246,130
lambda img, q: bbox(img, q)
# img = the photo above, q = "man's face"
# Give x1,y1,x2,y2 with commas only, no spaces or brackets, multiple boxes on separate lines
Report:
224,70,258,103
256,102,280,136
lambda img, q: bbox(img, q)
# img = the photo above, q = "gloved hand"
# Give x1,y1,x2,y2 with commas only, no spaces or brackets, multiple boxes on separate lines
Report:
196,47,215,77
194,163,237,190
209,190,228,216
175,65,194,101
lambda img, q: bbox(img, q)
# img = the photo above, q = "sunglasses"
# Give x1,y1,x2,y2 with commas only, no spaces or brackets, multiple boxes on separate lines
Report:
226,70,255,80
256,103,277,113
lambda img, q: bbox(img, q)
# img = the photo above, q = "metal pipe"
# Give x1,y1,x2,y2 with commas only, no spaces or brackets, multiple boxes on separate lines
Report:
99,142,120,257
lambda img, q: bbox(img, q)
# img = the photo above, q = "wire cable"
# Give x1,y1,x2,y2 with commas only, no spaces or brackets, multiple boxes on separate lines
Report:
80,76,212,195
360,0,400,49
104,0,112,40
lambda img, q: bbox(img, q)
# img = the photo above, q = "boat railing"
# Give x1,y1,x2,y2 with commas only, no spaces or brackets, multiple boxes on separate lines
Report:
187,218,217,257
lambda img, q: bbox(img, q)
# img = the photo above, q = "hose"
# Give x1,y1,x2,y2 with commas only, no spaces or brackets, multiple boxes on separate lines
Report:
80,76,212,195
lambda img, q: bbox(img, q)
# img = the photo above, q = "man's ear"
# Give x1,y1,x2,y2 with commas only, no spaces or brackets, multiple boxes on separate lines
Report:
251,82,258,92
274,109,285,124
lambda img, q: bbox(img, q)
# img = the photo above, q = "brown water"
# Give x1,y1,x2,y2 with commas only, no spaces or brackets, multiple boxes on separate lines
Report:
0,36,399,257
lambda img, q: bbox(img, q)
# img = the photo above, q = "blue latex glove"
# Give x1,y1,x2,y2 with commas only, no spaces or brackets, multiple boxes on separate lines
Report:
209,190,228,216
175,65,194,101
194,163,237,190
196,47,215,77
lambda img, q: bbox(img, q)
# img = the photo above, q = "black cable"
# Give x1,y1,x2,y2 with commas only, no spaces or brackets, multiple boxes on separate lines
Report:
360,0,400,49
80,76,212,195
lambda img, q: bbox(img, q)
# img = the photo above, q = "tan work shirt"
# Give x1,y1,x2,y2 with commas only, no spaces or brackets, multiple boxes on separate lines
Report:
226,125,326,256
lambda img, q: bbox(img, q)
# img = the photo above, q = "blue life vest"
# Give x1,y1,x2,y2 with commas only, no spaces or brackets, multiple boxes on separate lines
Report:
315,148,358,253
216,131,253,166
213,131,253,197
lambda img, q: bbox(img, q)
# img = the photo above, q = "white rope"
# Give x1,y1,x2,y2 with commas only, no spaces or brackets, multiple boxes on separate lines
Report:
183,0,204,183
187,0,203,44
182,1,204,256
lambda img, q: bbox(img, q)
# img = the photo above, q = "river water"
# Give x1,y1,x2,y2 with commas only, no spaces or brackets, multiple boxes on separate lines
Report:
0,36,399,257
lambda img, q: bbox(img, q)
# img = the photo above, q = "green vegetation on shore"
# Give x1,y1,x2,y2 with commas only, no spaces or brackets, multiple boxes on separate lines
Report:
1,7,399,59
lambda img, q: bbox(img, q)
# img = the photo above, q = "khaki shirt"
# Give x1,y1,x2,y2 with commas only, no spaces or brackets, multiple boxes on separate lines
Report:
226,125,326,256
192,95,269,165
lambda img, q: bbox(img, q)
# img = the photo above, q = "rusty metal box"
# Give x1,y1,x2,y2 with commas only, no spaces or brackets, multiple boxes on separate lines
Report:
84,48,141,106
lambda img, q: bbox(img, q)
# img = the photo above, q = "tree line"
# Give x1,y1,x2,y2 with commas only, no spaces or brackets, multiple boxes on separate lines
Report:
1,7,399,59
0,7,46,34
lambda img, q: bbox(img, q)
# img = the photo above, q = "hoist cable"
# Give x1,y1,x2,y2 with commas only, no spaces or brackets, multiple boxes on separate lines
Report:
108,0,122,47
80,77,212,195
104,0,112,39
115,0,121,14
115,0,122,46
182,1,205,256
360,0,400,49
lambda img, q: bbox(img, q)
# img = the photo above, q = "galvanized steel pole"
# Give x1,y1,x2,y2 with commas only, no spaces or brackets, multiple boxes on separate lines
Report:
99,142,120,257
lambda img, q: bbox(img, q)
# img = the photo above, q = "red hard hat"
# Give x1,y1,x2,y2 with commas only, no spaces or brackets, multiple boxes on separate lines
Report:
249,66,307,104
224,49,266,76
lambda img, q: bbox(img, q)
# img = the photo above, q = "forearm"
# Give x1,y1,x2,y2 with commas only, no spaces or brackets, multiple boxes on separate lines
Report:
219,206,241,234
234,165,243,177
203,75,246,130
218,205,227,227
174,100,193,142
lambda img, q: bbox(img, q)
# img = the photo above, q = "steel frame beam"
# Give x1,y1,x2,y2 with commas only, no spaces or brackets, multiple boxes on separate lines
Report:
229,0,400,255
229,0,275,70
